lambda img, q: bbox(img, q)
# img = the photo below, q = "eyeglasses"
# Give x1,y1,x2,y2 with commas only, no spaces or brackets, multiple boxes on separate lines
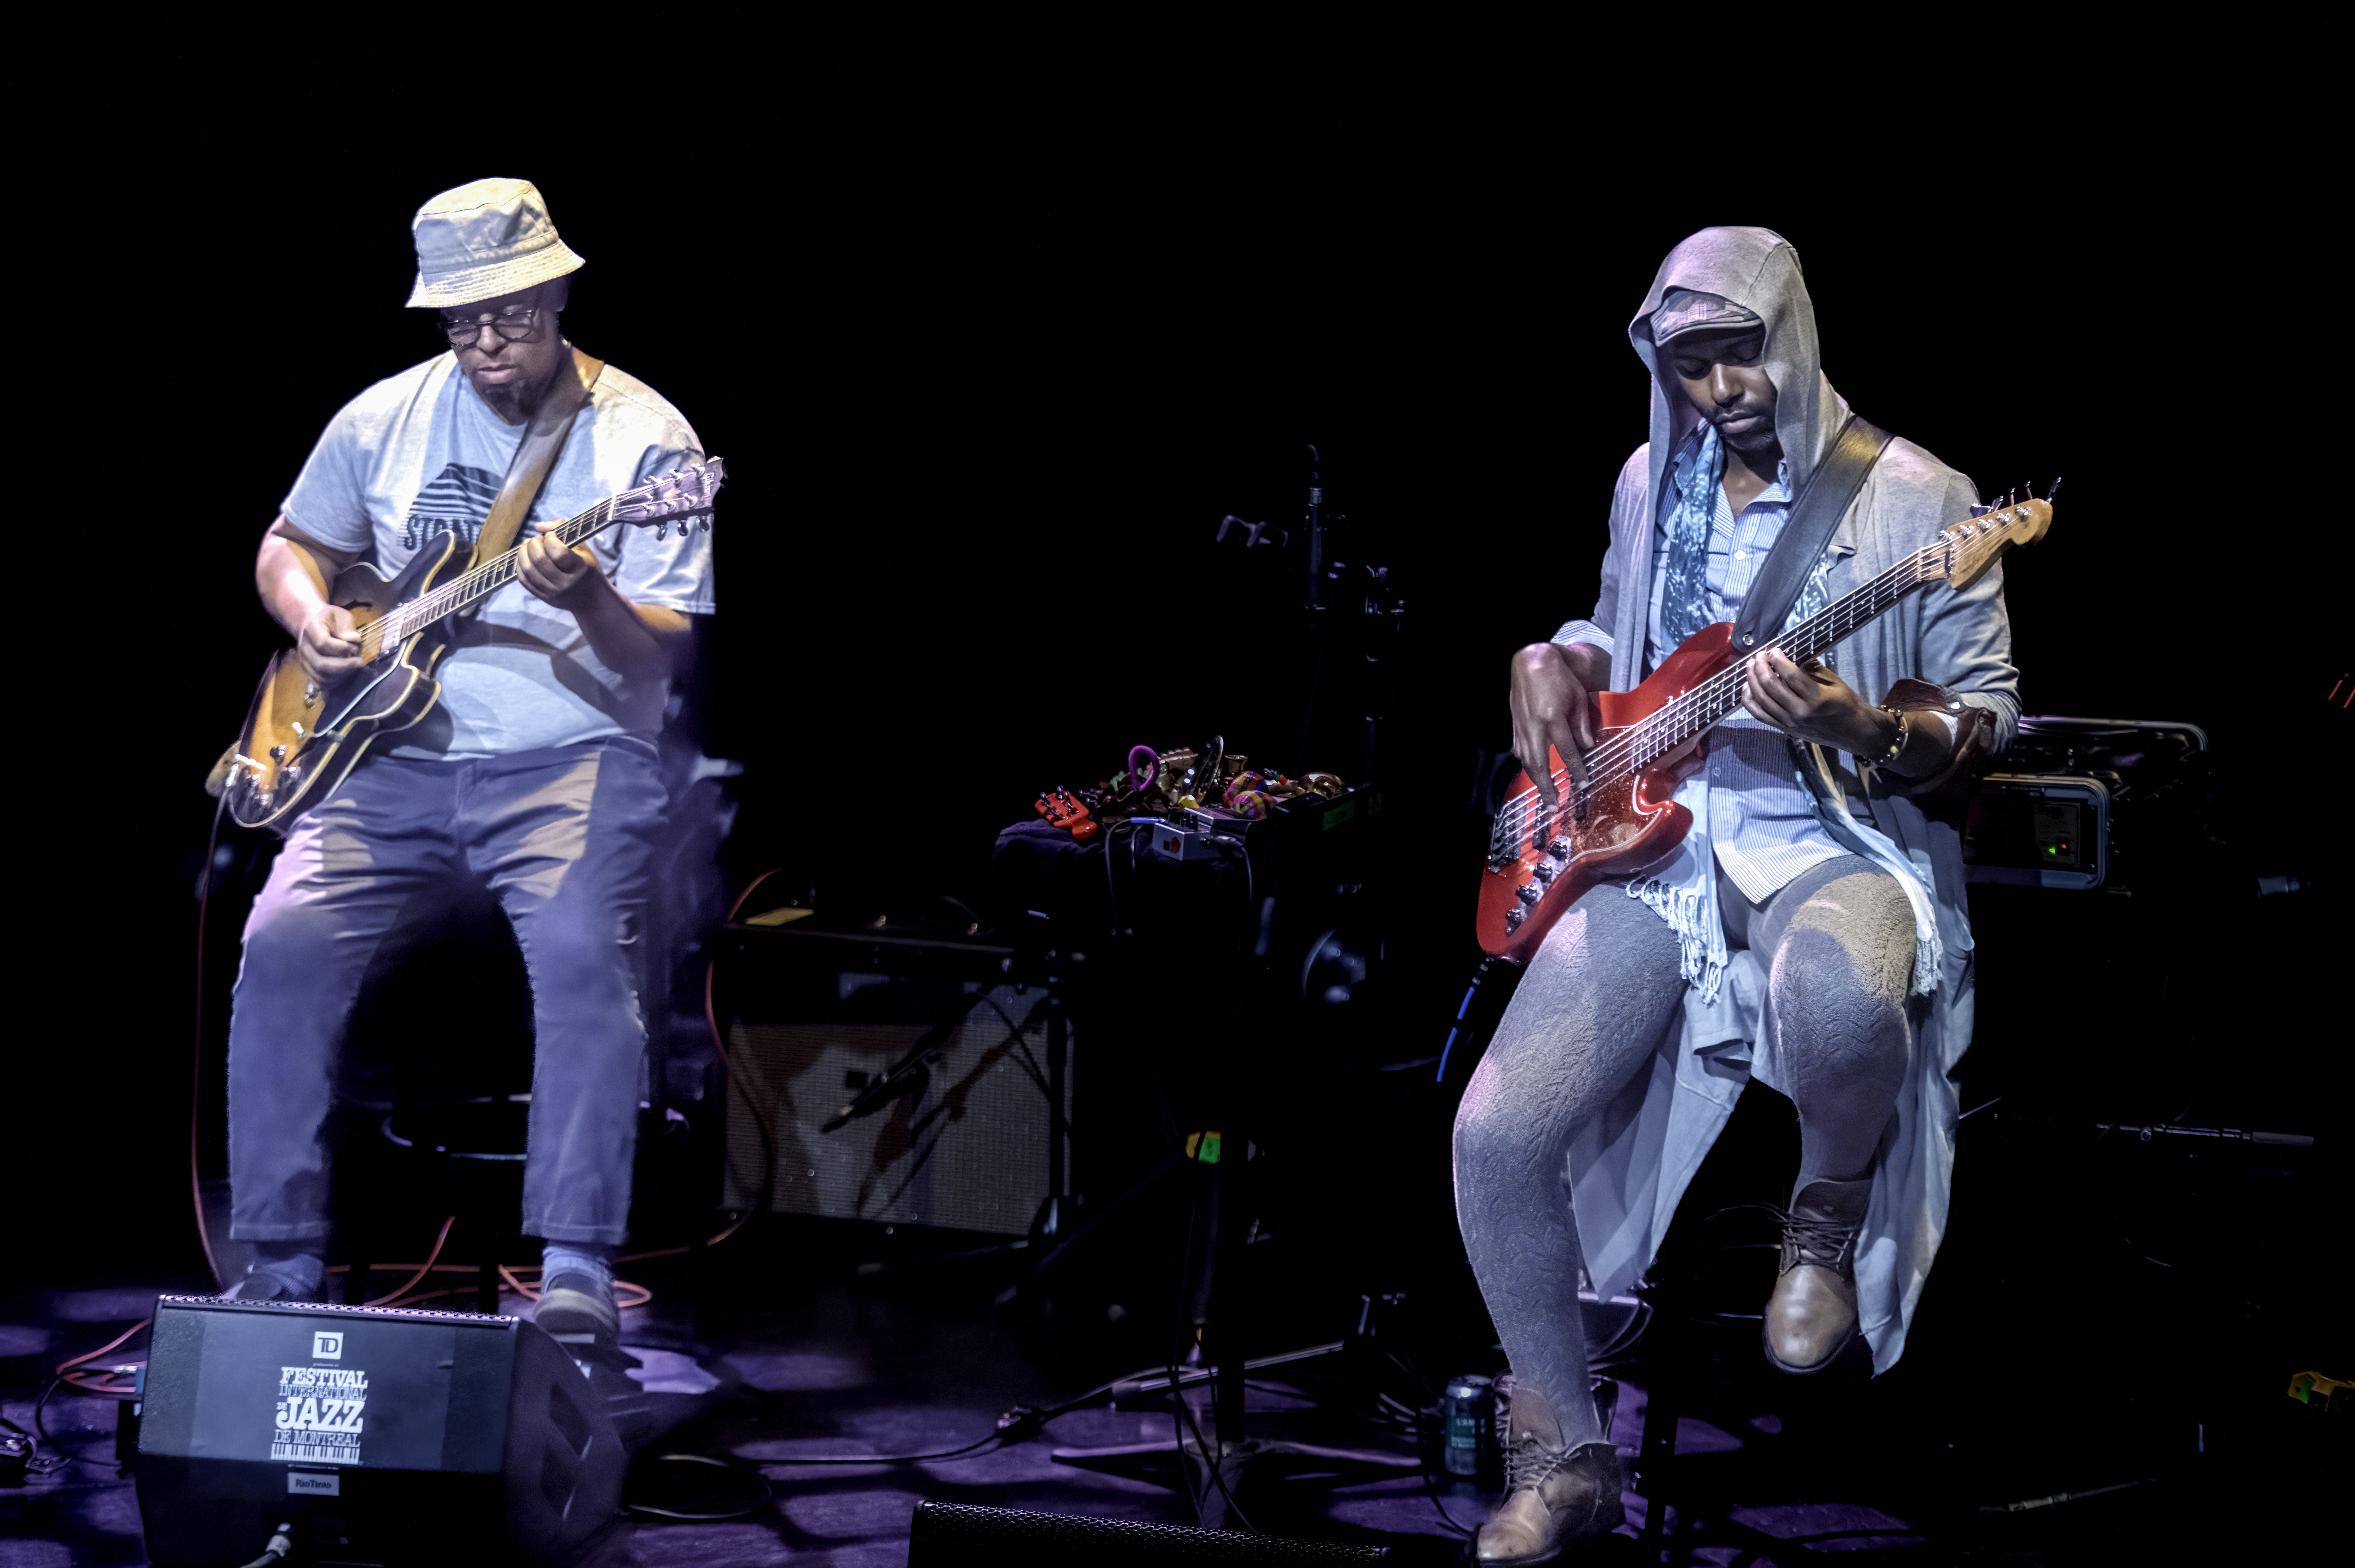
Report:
436,306,543,347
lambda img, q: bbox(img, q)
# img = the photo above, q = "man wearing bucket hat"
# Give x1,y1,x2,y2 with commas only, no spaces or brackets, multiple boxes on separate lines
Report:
1452,228,2022,1561
223,179,717,1361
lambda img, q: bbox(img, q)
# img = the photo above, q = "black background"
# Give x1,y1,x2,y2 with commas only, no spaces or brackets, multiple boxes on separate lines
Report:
14,131,2336,1279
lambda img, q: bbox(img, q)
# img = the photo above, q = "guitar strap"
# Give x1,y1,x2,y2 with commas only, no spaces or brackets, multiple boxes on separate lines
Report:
460,345,606,614
1728,412,1893,656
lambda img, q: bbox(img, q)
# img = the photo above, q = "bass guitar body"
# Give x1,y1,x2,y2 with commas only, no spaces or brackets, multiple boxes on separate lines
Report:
1474,623,1737,964
221,534,466,833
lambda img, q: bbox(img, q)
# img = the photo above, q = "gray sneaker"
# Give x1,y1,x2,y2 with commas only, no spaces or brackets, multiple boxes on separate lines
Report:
535,1272,620,1358
226,1268,323,1304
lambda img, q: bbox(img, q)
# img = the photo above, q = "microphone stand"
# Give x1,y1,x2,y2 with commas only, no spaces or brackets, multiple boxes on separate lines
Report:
1045,463,1424,1522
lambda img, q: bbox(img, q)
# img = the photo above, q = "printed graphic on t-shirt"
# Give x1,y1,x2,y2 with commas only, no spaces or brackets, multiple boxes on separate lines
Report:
271,1363,369,1465
402,461,503,551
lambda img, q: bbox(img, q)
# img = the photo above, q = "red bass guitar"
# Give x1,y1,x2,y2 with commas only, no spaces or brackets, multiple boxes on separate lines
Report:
1475,497,2053,963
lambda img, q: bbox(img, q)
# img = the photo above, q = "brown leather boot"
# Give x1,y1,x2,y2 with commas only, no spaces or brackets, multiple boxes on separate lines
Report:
1762,1176,1870,1374
1472,1384,1624,1563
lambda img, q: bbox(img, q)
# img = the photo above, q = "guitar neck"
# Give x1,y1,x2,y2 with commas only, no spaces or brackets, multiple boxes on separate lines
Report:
371,499,621,648
1626,542,1948,765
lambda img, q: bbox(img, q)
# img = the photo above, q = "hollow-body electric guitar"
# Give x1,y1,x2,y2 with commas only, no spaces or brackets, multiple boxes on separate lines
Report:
1475,496,2052,963
218,459,725,832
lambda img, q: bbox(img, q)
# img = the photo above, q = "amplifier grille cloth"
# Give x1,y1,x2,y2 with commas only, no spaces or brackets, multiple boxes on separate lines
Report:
722,982,1065,1236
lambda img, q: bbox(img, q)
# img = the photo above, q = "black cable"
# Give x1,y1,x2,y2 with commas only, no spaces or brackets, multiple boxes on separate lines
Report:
624,1453,775,1521
26,1379,96,1478
975,994,1069,1142
1101,820,1182,1153
232,1522,294,1568
1434,957,1500,1084
4,1404,67,1479
1414,1403,1478,1538
1165,1176,1257,1534
1102,819,1130,945
753,1428,1012,1467
192,785,234,1292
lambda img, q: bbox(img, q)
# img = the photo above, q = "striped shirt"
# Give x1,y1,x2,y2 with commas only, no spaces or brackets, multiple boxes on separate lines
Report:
1556,427,1849,906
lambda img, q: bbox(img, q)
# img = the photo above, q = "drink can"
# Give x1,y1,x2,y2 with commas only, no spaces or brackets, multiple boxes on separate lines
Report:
1441,1373,1494,1477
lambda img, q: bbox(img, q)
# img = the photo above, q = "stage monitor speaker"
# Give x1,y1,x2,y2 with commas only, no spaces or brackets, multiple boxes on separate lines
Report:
908,1500,1396,1563
133,1295,622,1567
721,972,1068,1236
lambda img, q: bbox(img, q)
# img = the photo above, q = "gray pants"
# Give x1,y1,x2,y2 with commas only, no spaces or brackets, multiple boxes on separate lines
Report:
227,736,665,1248
1452,856,1915,1444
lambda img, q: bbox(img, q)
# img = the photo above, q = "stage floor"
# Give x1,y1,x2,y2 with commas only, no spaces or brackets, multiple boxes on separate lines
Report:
0,1210,2322,1565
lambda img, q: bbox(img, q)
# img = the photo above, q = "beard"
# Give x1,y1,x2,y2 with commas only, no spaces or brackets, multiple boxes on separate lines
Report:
464,357,564,426
1716,408,1782,470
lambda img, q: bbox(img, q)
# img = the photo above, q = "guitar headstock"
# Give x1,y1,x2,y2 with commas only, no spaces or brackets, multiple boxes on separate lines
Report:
1938,496,2053,590
612,457,726,537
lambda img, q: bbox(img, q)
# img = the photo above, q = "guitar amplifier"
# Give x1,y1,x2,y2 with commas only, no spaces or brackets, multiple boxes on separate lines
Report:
714,913,1071,1237
1962,716,2210,892
133,1296,621,1566
1962,773,2111,890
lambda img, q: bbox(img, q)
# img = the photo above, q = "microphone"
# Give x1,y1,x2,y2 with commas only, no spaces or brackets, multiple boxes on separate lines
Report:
820,991,991,1133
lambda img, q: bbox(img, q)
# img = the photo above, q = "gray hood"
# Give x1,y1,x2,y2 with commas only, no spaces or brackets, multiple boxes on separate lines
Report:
1628,226,1850,517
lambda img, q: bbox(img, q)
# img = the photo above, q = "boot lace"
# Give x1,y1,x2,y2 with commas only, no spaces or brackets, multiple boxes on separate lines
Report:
1503,1434,1574,1495
1776,1207,1860,1271
1721,1200,1861,1272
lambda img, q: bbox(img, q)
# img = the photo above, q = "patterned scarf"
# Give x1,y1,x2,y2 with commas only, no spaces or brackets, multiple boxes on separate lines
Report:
1659,423,1725,652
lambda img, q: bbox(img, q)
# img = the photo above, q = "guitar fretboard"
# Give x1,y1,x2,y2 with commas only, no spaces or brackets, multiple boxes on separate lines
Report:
1612,546,1946,774
360,498,620,658
1491,503,2035,856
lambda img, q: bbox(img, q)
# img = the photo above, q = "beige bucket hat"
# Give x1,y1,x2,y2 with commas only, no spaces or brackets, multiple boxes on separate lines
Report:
404,177,586,309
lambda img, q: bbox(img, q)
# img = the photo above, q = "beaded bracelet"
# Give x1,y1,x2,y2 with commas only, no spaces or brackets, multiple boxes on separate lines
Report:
1872,706,1911,766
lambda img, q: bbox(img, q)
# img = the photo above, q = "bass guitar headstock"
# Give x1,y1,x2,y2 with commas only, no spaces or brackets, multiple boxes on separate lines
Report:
612,457,726,539
1937,489,2055,590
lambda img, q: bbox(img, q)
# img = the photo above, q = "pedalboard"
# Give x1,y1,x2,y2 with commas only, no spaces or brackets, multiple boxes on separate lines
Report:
1136,785,1383,866
1135,814,1234,863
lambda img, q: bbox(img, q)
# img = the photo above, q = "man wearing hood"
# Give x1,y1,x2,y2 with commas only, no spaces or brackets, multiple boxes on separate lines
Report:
1453,226,2020,1561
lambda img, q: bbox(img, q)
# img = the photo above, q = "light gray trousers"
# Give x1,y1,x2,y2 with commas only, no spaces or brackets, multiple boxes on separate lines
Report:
1452,855,1916,1445
227,736,666,1248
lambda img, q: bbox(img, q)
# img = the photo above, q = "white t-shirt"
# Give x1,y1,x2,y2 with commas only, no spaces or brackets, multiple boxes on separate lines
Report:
281,352,717,758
